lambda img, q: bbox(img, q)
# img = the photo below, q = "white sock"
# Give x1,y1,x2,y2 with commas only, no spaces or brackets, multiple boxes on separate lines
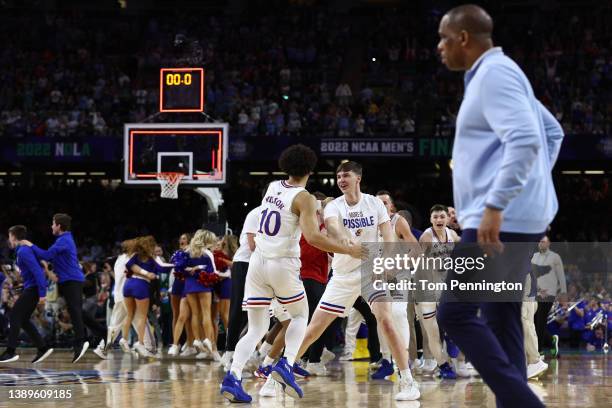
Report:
263,355,275,367
283,305,308,366
392,303,410,350
230,308,270,380
392,303,411,368
259,341,273,356
420,314,445,364
377,320,391,362
344,308,364,352
400,368,414,382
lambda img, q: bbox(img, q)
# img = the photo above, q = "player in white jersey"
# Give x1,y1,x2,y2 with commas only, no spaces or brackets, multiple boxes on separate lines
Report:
220,206,260,369
364,190,421,379
295,162,420,401
417,204,461,378
221,145,363,403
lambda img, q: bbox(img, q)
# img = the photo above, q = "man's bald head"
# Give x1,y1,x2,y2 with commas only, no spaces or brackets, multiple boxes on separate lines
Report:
437,4,494,71
445,4,493,38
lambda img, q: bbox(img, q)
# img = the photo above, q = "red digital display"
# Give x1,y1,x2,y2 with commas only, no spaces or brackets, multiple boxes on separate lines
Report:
159,67,204,113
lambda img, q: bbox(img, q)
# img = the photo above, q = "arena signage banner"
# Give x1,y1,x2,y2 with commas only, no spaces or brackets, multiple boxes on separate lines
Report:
319,137,453,157
320,138,416,156
2,138,120,163
1,134,611,164
229,137,455,160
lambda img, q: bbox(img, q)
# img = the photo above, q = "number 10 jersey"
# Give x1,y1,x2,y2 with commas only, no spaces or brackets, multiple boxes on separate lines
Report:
254,180,306,259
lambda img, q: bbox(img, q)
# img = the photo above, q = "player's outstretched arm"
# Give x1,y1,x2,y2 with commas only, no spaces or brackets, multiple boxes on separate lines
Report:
294,192,363,258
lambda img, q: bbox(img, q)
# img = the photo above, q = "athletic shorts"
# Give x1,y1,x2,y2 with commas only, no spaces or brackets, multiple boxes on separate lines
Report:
317,267,391,317
183,275,213,295
415,302,437,320
269,299,291,322
123,278,150,300
171,279,185,297
214,278,232,300
242,251,305,309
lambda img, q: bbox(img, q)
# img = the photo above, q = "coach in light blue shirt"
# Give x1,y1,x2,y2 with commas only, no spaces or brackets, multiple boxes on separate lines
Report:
435,5,563,408
451,46,563,236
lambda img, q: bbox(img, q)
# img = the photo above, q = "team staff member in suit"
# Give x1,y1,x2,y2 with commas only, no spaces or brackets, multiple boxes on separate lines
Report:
21,214,91,363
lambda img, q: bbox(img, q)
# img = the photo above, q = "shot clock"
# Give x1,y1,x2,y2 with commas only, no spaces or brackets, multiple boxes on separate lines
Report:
159,68,204,112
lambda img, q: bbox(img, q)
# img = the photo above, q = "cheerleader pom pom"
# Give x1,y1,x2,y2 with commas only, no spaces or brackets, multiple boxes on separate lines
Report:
171,250,189,273
197,270,220,287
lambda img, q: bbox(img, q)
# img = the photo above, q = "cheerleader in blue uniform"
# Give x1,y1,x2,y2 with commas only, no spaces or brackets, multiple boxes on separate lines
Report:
123,236,171,358
182,230,219,359
168,233,197,357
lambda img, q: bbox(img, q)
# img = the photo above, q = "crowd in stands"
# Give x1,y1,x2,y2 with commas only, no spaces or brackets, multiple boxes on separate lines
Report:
0,3,610,139
363,5,612,137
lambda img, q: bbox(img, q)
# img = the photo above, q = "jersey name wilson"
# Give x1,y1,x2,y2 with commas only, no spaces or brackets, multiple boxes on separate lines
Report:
265,196,285,210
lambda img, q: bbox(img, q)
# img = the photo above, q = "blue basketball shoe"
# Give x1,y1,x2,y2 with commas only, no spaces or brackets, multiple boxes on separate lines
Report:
372,359,394,379
292,362,310,378
270,357,304,399
254,365,272,379
438,362,458,380
220,371,252,403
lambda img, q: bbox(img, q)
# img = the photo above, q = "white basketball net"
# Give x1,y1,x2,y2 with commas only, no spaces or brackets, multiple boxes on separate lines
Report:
157,172,184,199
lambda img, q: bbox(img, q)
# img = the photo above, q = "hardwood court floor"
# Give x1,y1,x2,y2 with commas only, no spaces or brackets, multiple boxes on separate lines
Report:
0,350,610,407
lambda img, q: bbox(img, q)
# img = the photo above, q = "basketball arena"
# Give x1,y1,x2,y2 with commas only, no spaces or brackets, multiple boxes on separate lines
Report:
0,1,610,407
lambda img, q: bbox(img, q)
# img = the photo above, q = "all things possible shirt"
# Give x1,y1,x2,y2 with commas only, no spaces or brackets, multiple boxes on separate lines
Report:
324,193,389,274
